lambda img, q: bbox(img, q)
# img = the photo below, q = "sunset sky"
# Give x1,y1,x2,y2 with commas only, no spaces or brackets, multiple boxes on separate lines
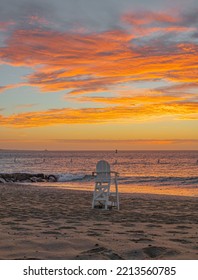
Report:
0,0,198,150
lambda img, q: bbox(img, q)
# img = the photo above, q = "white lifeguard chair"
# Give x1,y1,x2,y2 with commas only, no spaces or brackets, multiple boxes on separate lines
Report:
92,160,119,210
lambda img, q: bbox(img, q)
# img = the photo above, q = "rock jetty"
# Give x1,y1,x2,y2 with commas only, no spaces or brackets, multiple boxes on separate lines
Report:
0,173,57,183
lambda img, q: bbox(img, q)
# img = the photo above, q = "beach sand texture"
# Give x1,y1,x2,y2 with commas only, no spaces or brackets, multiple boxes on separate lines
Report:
0,184,197,260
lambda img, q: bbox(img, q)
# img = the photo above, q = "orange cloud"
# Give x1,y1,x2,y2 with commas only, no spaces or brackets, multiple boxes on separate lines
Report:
122,11,179,26
74,92,189,105
0,100,197,128
121,10,198,40
0,83,26,93
157,82,198,93
0,9,198,129
15,103,38,109
0,21,15,31
0,9,198,96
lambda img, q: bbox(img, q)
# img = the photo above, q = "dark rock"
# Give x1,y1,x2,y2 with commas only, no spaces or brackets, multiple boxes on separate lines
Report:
0,177,6,183
47,175,57,182
30,176,40,182
0,173,46,183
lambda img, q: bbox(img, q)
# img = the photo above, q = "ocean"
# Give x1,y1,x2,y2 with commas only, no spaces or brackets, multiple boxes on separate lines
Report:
0,150,198,197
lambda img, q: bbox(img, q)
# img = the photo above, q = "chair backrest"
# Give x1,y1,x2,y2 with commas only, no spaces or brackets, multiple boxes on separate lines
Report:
95,160,111,183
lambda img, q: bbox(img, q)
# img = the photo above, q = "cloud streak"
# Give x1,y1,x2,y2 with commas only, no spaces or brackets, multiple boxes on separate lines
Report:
52,138,198,145
0,98,197,128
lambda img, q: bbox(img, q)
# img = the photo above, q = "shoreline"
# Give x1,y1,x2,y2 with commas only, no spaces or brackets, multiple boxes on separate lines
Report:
0,183,197,260
15,180,198,198
1,171,198,198
4,181,198,200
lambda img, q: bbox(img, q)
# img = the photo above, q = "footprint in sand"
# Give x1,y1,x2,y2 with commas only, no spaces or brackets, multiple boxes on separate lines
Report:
143,246,179,258
166,230,188,234
87,231,101,237
146,224,162,228
169,238,192,244
176,225,192,229
75,246,123,260
130,238,153,243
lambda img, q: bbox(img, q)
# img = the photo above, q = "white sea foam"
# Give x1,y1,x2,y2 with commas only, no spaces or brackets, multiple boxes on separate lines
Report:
57,173,86,182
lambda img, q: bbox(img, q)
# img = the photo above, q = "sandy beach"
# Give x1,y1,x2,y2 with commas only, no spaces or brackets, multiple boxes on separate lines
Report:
0,183,197,260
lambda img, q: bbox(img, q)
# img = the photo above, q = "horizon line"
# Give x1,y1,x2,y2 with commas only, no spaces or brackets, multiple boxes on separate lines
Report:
1,148,198,152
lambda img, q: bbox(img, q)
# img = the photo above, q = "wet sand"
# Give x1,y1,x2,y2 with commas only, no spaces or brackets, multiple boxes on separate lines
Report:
0,183,197,260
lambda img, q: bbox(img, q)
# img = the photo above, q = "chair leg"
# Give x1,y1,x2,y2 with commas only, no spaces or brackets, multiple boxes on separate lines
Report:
115,178,119,210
